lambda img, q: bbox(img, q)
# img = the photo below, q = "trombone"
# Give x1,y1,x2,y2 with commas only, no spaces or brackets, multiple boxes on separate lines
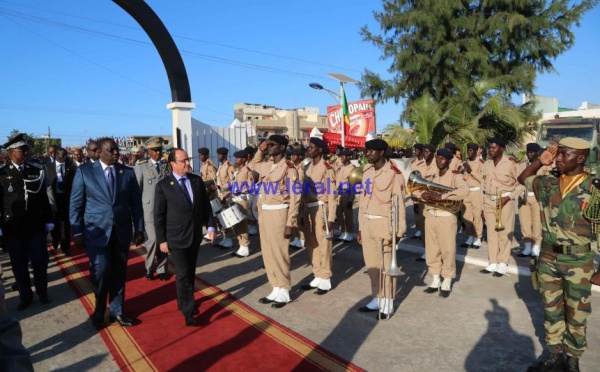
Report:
494,187,505,231
378,194,403,320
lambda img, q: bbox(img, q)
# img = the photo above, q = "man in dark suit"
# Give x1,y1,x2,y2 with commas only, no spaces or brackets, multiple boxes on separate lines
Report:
154,148,215,326
49,148,77,255
70,138,144,329
0,134,54,310
85,140,100,165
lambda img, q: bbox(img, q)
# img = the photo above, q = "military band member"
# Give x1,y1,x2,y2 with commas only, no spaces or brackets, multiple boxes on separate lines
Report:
480,138,525,276
216,147,235,248
357,139,407,319
0,134,54,310
517,143,551,257
134,137,169,281
299,138,337,294
335,149,356,242
244,146,259,236
289,148,306,248
410,144,425,239
198,147,217,197
414,144,436,261
413,149,468,297
328,145,343,170
444,142,461,172
250,135,300,308
518,138,600,372
230,150,253,258
460,143,484,249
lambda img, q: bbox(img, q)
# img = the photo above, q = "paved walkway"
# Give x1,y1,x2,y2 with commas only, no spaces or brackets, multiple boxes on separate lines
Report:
3,206,600,371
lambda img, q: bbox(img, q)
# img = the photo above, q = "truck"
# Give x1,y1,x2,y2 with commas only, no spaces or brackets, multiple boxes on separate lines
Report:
536,117,600,173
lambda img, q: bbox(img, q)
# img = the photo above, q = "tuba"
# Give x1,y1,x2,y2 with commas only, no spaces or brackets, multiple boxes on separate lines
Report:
348,167,363,185
407,171,462,214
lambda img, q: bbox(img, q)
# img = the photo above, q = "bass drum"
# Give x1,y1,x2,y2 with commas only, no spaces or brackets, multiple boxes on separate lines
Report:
217,203,247,229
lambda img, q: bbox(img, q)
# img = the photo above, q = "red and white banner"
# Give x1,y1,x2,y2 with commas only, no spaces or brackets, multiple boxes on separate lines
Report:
322,132,365,149
327,99,376,137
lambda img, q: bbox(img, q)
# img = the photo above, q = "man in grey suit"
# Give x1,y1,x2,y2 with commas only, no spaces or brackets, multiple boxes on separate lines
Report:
134,137,169,281
70,138,144,329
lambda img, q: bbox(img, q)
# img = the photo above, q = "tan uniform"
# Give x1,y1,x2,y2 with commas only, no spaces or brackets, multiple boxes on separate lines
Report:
217,160,235,200
413,169,468,278
449,157,461,172
358,161,407,299
482,155,525,264
414,159,436,237
462,158,484,239
517,161,552,245
336,162,356,234
292,161,305,242
410,158,426,233
231,165,254,247
200,159,218,199
300,159,337,280
250,150,300,288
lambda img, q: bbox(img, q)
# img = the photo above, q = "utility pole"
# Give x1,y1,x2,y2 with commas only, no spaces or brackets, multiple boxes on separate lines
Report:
46,126,51,155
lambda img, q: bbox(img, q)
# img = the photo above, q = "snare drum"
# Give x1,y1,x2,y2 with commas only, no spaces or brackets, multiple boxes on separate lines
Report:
217,204,247,229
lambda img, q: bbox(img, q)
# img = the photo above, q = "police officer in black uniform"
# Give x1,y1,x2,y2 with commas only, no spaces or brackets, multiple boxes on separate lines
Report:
0,134,54,310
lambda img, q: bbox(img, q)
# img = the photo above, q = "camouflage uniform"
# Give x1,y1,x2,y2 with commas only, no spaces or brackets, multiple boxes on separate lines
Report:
526,174,596,358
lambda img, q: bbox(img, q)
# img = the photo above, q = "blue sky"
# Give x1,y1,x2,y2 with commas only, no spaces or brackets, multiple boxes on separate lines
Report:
1,0,599,147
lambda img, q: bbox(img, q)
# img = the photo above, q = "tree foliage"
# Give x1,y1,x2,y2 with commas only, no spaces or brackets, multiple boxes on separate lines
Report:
361,0,598,103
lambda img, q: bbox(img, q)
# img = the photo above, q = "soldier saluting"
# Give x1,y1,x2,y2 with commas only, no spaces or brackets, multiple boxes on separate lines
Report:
518,137,600,372
0,134,54,310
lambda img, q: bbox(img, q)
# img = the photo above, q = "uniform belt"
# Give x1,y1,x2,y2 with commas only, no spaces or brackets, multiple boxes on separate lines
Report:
231,194,248,202
306,201,325,208
527,192,535,197
364,213,385,220
261,203,289,210
469,187,481,192
487,192,511,201
427,209,454,217
541,241,591,255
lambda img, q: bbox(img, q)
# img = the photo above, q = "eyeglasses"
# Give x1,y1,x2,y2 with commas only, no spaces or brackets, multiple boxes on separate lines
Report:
88,148,98,152
175,157,191,163
102,147,119,153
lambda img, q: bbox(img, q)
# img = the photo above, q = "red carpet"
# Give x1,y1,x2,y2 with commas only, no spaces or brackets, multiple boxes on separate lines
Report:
51,246,364,372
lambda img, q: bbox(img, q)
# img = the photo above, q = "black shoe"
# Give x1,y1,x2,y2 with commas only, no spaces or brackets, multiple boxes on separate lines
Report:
62,248,71,256
518,253,532,257
439,290,451,298
192,309,199,316
469,244,481,250
17,299,32,311
10,282,18,292
376,313,392,320
316,288,329,295
185,316,197,326
566,356,580,372
493,272,505,277
39,296,51,304
480,269,493,274
90,316,105,330
300,284,317,291
271,301,288,309
109,314,135,327
158,273,169,281
527,352,564,372
415,257,426,262
145,272,155,280
459,243,471,248
358,306,378,313
424,287,439,293
410,236,421,240
259,297,274,304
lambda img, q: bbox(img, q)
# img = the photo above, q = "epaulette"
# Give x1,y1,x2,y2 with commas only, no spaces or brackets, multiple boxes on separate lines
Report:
206,159,214,165
479,159,484,164
138,160,148,164
389,161,402,174
225,161,232,166
29,162,44,169
324,161,331,170
286,160,295,168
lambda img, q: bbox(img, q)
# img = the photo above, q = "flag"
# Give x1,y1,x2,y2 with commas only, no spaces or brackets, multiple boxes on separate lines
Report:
341,85,351,137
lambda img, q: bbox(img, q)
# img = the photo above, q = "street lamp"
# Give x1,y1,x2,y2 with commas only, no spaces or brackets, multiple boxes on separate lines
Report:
309,73,358,147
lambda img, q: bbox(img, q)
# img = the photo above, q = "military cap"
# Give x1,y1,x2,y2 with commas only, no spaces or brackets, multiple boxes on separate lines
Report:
488,137,505,147
197,147,209,155
436,148,454,160
3,133,32,150
144,136,163,150
233,150,248,158
444,142,457,152
365,139,388,151
526,143,541,152
423,144,436,152
466,143,479,150
558,137,590,150
339,150,353,156
269,134,288,146
216,147,229,155
244,146,256,155
413,143,424,150
290,149,305,156
309,137,328,149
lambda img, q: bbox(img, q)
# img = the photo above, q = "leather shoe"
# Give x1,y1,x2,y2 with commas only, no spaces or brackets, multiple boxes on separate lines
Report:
459,243,471,248
109,314,135,327
145,272,155,280
185,316,197,326
479,269,493,274
39,296,51,304
518,253,531,257
300,284,316,291
158,273,169,281
439,290,451,298
376,313,392,320
271,301,288,309
358,306,378,313
493,272,505,277
316,288,329,295
90,316,105,330
258,297,274,304
17,299,32,311
424,287,439,293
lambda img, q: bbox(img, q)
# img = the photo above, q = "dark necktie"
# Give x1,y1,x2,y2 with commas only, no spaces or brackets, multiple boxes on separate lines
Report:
106,167,114,199
155,162,161,174
18,165,24,172
179,177,192,205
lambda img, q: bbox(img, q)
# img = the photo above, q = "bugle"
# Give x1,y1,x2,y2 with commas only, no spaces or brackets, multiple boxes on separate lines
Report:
494,187,505,231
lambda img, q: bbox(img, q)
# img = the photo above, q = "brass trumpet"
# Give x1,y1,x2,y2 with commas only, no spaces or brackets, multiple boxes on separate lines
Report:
494,188,505,231
407,171,462,214
378,194,402,320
